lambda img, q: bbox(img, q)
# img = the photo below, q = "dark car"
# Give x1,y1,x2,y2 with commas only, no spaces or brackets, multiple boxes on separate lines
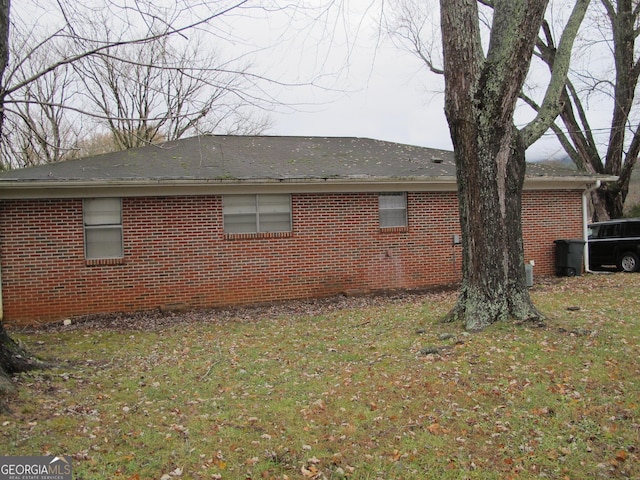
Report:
587,218,640,272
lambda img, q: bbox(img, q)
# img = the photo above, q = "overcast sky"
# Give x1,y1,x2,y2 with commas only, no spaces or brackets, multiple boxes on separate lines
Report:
21,0,609,162
228,1,577,162
267,42,455,152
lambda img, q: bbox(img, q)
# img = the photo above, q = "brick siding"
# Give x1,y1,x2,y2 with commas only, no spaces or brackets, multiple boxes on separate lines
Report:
0,190,584,325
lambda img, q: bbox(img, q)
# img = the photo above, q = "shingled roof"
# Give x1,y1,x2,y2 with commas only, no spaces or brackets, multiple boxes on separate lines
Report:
0,136,608,196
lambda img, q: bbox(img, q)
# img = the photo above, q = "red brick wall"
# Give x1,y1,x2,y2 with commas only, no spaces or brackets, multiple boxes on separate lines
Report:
0,190,584,325
521,190,585,274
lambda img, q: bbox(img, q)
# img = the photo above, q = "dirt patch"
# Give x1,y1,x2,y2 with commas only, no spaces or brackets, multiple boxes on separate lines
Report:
12,276,570,334
15,286,458,333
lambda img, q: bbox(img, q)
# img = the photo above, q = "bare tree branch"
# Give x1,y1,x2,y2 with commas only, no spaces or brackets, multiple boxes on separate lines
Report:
1,0,285,167
4,1,250,100
521,0,591,146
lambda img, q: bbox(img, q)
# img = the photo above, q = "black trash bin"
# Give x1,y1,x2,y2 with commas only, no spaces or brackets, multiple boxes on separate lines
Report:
554,239,585,277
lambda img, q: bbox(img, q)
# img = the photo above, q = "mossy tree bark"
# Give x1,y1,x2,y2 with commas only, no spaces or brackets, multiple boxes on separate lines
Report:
439,0,589,330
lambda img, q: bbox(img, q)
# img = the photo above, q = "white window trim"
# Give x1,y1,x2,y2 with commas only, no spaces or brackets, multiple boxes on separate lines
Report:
83,198,124,260
223,194,292,234
379,192,408,229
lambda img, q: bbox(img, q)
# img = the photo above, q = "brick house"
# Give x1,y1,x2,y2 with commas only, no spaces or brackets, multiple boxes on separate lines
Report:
0,135,606,326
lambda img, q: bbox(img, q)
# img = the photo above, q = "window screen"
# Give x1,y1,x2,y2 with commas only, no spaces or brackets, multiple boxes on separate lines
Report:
223,194,291,233
379,193,407,228
84,198,123,259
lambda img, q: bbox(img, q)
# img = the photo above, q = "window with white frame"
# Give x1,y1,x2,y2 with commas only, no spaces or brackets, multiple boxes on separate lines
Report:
223,194,292,233
83,198,123,259
379,193,407,228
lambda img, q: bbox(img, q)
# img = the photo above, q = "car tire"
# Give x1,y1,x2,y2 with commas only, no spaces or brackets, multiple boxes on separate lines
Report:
618,252,640,272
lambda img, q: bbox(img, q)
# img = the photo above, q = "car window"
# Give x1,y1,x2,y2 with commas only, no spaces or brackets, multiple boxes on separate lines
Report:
625,222,640,237
588,225,600,239
601,224,621,238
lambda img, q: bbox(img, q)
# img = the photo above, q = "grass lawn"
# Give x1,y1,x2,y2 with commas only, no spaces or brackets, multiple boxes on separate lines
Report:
1,273,638,479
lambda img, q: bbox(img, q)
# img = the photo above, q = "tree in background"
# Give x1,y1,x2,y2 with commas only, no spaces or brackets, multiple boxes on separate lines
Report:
393,0,640,221
0,0,270,170
4,36,81,166
0,0,272,410
529,0,640,220
438,0,589,330
72,32,270,152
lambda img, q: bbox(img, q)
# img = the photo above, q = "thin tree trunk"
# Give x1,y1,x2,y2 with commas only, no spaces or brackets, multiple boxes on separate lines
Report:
0,0,11,137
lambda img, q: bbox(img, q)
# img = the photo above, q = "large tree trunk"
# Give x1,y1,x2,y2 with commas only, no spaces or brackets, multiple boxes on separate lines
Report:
590,184,624,221
590,188,613,222
440,0,548,331
445,124,542,330
0,0,31,412
590,153,637,221
1,322,48,412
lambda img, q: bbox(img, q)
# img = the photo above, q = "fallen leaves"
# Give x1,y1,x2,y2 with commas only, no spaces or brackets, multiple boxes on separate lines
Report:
158,467,183,479
427,422,444,435
3,274,640,479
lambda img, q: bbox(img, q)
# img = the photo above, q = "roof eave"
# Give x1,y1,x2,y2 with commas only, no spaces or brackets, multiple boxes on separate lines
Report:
0,174,610,199
523,174,618,190
0,176,456,198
